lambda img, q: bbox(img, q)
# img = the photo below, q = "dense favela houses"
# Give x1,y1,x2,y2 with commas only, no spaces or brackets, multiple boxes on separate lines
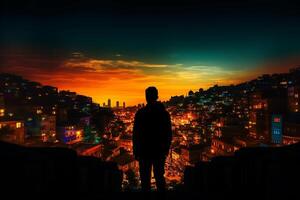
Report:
164,67,300,174
0,67,300,190
0,73,109,158
94,67,300,189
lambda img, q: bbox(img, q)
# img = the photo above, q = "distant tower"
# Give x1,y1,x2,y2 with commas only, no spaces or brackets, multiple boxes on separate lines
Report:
116,101,119,108
123,102,126,109
108,99,111,108
103,102,106,107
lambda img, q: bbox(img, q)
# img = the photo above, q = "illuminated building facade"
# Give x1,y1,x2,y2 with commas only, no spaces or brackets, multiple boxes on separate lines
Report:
211,138,240,156
0,93,4,117
41,115,56,142
283,113,300,145
288,85,300,113
0,120,25,144
57,125,83,144
249,89,288,143
271,115,283,144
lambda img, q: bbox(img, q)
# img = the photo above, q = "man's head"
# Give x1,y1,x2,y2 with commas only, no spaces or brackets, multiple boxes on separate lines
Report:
145,86,158,104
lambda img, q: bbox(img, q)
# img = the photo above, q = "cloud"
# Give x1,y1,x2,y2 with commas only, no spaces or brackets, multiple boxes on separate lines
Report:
63,57,169,72
0,52,252,105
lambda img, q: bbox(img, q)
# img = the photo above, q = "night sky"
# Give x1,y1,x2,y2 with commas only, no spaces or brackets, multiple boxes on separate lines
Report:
1,0,300,105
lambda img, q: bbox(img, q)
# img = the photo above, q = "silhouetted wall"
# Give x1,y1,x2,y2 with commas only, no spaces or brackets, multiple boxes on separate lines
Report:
0,141,122,198
184,143,300,200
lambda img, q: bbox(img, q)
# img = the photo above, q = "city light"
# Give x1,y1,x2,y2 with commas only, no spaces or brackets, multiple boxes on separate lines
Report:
16,122,21,128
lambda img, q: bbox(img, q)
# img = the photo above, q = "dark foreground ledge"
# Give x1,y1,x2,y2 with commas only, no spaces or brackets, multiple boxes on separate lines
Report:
0,141,122,198
184,143,300,199
0,141,299,200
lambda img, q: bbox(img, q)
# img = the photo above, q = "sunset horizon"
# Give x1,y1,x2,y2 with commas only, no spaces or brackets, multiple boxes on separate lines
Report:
0,57,297,106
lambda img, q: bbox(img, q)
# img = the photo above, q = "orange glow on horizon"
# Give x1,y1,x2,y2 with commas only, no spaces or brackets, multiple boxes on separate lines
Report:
16,73,249,106
2,54,298,106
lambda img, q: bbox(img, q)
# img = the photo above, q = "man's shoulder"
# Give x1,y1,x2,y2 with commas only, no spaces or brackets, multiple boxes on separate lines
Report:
135,107,146,117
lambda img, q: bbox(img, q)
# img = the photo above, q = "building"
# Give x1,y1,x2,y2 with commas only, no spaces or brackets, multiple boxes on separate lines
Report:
288,85,300,113
111,150,138,172
57,106,68,124
42,85,58,95
108,99,111,108
72,143,103,158
57,125,83,144
0,93,4,117
41,115,56,142
0,119,25,144
271,114,283,144
118,134,132,151
123,102,126,109
283,113,300,145
34,106,43,115
249,89,288,143
211,137,240,157
75,95,92,112
116,101,119,108
181,144,206,165
209,124,248,158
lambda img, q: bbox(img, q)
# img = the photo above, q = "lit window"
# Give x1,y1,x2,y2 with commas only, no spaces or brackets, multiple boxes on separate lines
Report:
76,131,81,138
16,122,21,128
0,109,4,116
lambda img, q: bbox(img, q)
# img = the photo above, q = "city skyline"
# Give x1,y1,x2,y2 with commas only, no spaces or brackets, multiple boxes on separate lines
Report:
0,65,297,107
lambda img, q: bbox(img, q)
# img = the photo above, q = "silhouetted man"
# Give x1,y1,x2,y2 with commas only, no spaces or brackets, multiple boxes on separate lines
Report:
133,86,172,192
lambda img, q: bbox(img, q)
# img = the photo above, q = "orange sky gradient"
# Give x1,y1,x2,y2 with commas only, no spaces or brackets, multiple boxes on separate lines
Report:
1,53,298,106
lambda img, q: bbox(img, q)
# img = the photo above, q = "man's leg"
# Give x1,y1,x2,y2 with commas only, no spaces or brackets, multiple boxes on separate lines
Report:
153,157,166,192
139,159,152,192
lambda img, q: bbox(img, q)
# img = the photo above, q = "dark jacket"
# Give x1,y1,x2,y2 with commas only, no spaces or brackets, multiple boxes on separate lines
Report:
133,101,172,160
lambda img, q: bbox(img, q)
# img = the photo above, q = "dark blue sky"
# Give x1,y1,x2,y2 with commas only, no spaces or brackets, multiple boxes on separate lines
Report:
2,0,300,70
